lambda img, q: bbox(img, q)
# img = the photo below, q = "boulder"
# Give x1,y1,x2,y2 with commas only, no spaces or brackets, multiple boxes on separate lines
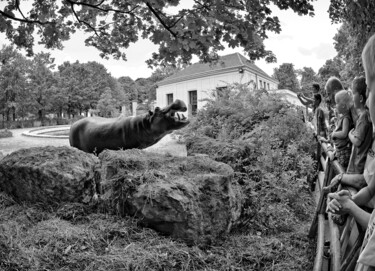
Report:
0,146,100,205
99,149,243,245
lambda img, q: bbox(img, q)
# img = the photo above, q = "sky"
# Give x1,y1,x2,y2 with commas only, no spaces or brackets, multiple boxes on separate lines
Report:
0,0,341,80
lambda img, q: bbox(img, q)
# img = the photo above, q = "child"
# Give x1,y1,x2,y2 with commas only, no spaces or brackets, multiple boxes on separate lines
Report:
326,33,375,270
324,77,343,125
331,90,354,170
313,93,327,138
347,76,373,174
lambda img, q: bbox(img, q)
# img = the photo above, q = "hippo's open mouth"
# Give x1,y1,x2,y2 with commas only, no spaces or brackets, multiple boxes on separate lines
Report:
162,100,189,124
168,110,187,122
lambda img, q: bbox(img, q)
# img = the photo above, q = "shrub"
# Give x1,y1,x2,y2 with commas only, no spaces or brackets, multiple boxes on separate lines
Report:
181,84,317,235
0,129,12,138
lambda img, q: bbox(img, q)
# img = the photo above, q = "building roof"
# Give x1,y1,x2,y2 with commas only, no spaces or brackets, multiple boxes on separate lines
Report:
158,52,278,86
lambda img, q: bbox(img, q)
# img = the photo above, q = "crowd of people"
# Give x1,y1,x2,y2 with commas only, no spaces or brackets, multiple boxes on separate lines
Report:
297,33,375,270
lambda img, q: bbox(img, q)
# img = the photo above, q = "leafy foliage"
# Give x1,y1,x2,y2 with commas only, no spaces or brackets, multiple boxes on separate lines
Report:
272,63,299,92
329,1,375,82
96,87,119,117
181,84,316,235
318,56,345,85
297,67,320,95
0,45,30,122
27,52,56,121
0,129,12,138
0,0,315,66
56,60,125,116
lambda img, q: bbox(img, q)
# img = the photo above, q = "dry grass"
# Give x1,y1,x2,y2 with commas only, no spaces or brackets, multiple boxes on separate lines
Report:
0,192,314,271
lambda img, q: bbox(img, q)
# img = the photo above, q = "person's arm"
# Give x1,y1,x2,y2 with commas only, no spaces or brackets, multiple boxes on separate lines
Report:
349,128,361,146
352,173,375,206
327,190,371,229
349,118,368,147
302,95,314,104
297,94,311,106
341,173,367,190
332,117,350,139
323,173,366,192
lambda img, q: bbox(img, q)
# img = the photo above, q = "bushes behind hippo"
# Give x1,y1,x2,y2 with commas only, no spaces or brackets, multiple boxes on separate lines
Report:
179,85,317,235
0,129,12,138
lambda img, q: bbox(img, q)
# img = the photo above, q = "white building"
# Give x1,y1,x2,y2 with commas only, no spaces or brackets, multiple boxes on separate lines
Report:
156,53,279,117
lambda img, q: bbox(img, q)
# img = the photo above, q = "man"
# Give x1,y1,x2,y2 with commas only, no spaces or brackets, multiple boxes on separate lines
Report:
297,83,321,108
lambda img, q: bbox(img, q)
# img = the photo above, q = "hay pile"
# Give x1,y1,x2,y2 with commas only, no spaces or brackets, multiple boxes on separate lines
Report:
0,192,314,271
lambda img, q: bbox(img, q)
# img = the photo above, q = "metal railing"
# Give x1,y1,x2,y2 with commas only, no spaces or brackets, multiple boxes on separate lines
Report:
309,137,365,271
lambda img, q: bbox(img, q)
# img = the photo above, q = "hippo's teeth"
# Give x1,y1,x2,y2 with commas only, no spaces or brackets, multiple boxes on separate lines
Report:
177,113,181,120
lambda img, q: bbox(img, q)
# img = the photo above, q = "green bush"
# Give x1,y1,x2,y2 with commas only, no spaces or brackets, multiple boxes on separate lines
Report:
0,129,12,138
182,85,317,235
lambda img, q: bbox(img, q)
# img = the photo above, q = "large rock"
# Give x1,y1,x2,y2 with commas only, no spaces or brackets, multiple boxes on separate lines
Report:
0,146,100,205
99,149,243,245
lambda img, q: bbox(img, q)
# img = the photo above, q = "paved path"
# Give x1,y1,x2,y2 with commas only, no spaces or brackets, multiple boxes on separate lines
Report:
0,128,69,156
0,127,186,157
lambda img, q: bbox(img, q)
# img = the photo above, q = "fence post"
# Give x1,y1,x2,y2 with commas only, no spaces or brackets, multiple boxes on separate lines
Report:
309,155,334,238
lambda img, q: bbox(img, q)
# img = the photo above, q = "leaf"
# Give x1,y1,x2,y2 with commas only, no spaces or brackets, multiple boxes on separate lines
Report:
63,245,72,255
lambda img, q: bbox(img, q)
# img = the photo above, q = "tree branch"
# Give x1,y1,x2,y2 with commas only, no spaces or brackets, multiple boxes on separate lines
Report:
0,10,51,25
193,1,212,11
69,2,100,36
146,2,177,38
66,0,140,15
15,0,28,21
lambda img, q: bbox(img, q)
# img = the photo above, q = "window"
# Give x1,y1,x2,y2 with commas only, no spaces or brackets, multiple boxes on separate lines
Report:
166,93,173,105
259,80,262,89
189,90,198,116
264,82,266,89
267,83,270,90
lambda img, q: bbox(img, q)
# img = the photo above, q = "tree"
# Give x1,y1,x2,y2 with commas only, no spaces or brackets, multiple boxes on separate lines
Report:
56,60,118,117
0,0,314,67
27,52,56,122
273,63,299,92
329,1,375,81
0,45,30,122
332,23,364,83
297,67,319,95
96,87,118,117
147,66,180,101
317,57,345,86
118,76,137,103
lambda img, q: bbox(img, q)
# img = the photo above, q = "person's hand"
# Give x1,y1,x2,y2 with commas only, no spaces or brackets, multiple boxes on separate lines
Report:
322,174,342,194
326,190,353,214
328,151,336,161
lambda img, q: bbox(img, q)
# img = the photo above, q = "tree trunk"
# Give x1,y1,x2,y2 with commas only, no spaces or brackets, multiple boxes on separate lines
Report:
38,109,43,121
12,107,16,121
6,108,10,122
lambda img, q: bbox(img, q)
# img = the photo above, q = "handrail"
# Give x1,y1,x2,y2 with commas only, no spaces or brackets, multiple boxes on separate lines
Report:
310,131,363,271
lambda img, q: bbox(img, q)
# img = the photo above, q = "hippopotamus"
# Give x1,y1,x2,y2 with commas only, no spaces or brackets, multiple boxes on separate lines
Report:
69,100,190,154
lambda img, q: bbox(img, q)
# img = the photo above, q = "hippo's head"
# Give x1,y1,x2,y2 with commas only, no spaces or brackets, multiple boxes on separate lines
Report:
148,100,190,135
